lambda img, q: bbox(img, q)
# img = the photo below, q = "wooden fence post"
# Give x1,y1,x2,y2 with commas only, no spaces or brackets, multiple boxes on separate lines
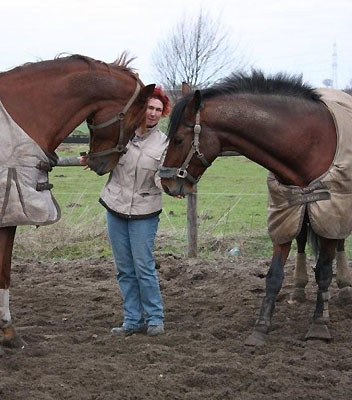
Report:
187,187,198,258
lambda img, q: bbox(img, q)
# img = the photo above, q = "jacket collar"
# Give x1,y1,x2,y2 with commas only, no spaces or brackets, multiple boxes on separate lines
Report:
134,124,159,141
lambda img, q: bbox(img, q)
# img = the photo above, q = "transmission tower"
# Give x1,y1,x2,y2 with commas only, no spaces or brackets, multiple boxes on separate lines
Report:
332,41,338,89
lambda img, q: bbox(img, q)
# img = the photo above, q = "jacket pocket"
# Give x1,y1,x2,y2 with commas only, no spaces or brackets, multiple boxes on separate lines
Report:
103,180,122,200
138,187,162,197
140,151,161,171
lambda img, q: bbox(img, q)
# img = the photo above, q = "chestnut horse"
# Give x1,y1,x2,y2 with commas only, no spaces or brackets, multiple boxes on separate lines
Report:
0,54,154,352
160,71,352,346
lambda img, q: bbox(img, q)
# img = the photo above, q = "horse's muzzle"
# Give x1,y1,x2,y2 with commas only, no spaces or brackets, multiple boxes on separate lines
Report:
161,179,188,197
87,154,117,175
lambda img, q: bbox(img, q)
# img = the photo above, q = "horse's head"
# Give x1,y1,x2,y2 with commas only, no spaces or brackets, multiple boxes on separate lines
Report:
160,90,220,196
86,75,155,175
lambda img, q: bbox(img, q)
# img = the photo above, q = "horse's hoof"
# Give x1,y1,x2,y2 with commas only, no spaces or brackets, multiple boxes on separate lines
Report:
245,330,268,347
305,322,331,341
288,288,306,304
1,334,26,349
337,286,352,305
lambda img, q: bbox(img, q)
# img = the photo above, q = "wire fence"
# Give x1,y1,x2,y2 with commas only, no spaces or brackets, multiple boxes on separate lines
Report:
14,155,352,260
43,165,271,259
53,134,270,256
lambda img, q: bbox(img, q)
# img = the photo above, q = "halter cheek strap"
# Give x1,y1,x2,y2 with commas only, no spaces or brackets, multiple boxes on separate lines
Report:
159,109,211,184
87,82,141,158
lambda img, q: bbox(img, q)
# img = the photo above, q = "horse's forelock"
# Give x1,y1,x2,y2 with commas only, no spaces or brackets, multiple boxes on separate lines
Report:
167,94,193,139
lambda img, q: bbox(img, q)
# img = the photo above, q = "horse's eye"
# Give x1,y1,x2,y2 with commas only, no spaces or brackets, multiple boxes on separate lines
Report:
173,137,183,146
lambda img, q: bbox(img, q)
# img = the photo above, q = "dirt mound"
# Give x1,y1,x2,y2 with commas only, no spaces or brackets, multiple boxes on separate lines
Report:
1,254,352,399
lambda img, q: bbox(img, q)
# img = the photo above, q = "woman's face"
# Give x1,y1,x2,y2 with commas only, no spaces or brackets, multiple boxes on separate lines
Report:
146,98,164,128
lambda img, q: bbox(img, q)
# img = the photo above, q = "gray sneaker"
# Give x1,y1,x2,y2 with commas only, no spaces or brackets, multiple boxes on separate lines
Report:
111,325,146,337
147,324,164,336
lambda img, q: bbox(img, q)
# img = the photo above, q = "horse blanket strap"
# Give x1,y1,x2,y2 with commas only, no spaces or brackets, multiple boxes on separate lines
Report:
36,160,53,172
0,100,61,228
285,181,331,206
36,151,58,171
287,191,330,206
36,182,54,191
267,89,352,244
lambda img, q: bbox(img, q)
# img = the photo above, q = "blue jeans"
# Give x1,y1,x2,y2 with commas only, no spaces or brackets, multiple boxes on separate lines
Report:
106,211,164,329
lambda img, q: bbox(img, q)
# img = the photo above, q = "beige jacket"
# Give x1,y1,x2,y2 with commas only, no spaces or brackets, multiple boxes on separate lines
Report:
100,125,168,218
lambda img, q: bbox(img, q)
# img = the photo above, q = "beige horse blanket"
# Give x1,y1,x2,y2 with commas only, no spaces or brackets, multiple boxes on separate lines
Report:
267,89,352,244
0,101,61,227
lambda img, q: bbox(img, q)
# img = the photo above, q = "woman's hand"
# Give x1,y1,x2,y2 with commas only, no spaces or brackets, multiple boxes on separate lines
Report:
80,152,89,169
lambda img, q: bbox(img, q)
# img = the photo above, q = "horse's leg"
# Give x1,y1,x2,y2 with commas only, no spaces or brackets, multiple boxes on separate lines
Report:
289,222,309,303
335,239,352,304
245,242,291,347
0,226,23,349
305,237,336,340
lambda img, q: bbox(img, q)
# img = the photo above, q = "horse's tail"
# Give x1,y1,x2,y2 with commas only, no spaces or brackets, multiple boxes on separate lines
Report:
307,224,320,260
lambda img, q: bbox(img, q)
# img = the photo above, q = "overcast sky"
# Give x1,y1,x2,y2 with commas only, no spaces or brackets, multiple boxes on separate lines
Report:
1,0,351,89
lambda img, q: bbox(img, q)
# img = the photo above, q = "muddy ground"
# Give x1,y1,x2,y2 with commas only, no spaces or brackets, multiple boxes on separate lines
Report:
1,252,352,400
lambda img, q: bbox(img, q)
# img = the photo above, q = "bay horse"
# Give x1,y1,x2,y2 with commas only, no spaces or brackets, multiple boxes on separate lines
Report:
0,54,155,353
160,71,352,346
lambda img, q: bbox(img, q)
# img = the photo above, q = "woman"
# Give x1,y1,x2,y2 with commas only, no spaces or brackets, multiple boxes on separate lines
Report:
99,87,171,336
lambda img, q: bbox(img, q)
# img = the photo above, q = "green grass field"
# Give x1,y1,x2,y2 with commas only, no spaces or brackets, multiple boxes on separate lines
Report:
13,136,352,261
14,140,273,260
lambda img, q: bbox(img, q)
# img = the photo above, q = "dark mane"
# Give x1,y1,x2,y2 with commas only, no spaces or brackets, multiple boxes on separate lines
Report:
203,70,320,101
168,70,321,139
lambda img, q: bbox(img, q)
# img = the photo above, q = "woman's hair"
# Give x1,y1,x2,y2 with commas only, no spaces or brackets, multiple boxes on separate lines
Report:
151,87,171,116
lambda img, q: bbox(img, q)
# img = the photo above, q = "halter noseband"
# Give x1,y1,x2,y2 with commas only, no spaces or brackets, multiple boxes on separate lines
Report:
87,81,141,158
159,108,211,184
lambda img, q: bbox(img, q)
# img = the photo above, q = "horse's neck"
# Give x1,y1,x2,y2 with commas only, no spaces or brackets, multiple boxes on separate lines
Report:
212,95,336,186
0,71,92,152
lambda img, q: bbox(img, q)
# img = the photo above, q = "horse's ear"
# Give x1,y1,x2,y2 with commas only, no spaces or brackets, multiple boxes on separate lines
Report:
193,90,202,112
139,84,156,102
185,89,202,121
182,82,192,95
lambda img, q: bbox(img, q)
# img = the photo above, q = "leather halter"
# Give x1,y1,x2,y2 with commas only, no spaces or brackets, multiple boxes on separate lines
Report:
87,81,141,159
159,109,211,184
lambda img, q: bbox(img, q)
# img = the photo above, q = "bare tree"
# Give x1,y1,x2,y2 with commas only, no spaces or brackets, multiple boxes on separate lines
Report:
152,11,245,100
